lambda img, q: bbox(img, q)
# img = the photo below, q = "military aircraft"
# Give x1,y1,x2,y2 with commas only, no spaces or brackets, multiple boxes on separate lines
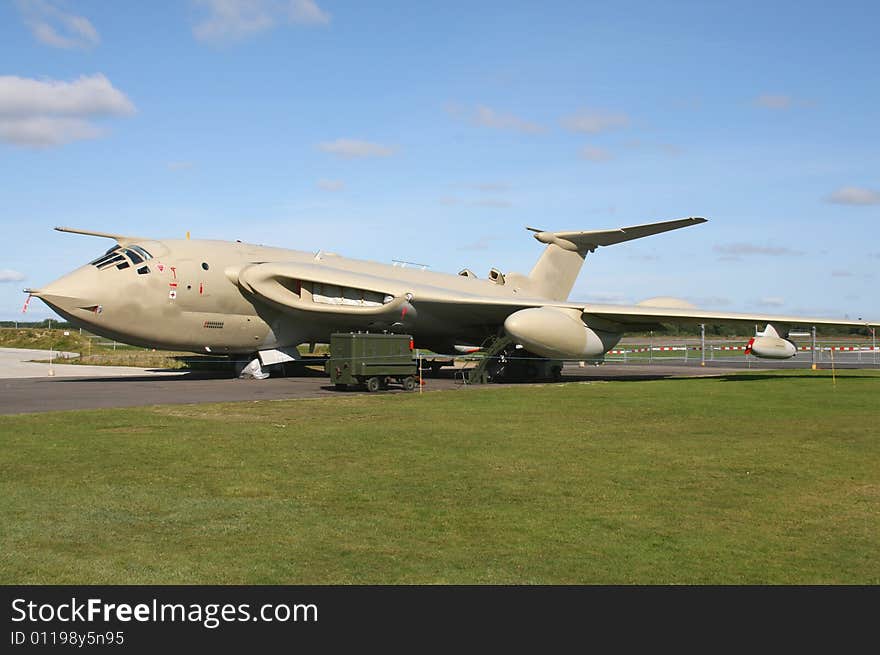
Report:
26,217,877,379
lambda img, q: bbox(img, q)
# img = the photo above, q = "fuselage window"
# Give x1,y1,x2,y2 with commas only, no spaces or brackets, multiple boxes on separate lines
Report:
311,282,384,307
116,261,130,270
201,262,209,271
137,266,150,275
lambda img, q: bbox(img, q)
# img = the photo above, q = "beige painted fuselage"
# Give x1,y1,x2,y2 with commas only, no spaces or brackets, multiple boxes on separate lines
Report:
29,219,878,363
32,236,558,355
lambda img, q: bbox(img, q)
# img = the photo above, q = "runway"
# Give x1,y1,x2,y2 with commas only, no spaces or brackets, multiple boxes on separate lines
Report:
0,347,874,415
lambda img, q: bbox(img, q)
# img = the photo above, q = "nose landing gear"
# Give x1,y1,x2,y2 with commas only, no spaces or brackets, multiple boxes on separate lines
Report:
236,356,270,380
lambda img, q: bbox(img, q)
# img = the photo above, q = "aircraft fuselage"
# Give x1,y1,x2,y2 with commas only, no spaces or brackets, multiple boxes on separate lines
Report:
32,237,535,355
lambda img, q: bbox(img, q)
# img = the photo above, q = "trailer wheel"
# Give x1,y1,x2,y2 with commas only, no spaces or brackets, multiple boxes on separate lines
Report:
365,377,381,392
334,383,347,391
402,376,416,392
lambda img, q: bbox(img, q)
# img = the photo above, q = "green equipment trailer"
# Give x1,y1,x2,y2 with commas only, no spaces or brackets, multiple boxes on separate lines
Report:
325,332,419,392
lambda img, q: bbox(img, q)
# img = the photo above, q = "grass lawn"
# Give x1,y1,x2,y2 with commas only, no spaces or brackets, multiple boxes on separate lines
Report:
1,369,877,584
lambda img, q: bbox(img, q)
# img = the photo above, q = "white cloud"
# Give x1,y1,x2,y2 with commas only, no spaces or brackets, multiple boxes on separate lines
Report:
473,198,512,208
473,105,545,134
0,269,26,283
754,94,815,110
447,103,545,134
468,182,509,192
688,296,731,307
583,291,631,304
317,139,397,159
580,145,613,162
758,297,785,307
441,196,511,208
561,109,629,134
317,178,345,191
831,270,853,277
0,117,102,146
713,243,804,257
0,74,135,147
458,236,493,251
16,0,99,49
826,186,880,206
289,0,330,24
754,94,792,110
193,0,330,43
0,74,134,118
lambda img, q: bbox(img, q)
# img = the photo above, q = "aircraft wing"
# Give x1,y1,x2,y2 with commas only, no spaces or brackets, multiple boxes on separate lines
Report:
413,293,878,332
576,303,878,331
231,259,877,334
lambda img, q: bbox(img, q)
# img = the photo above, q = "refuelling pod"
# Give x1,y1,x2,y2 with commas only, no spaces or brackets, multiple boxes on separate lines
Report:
503,307,620,359
746,324,797,359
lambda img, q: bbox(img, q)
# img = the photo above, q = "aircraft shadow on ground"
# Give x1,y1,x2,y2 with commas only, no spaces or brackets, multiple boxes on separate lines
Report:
65,371,232,383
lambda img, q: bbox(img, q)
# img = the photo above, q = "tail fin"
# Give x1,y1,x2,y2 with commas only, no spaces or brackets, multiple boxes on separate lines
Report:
524,217,706,301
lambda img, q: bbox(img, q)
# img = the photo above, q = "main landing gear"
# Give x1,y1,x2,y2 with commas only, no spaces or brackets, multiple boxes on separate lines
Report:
466,337,563,384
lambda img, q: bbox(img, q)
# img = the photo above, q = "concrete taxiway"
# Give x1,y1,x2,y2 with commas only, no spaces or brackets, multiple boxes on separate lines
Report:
0,347,187,379
0,347,874,415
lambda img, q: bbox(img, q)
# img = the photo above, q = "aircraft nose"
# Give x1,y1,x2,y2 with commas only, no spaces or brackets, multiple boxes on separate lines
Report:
29,266,103,317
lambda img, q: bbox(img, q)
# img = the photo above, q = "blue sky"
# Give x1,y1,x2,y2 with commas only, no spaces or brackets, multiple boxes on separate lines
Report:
1,0,877,322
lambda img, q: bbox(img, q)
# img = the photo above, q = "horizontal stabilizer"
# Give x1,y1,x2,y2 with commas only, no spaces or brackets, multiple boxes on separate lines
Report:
527,216,706,253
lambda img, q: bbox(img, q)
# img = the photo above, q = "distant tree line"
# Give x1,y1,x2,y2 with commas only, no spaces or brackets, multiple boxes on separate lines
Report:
635,322,874,338
0,320,75,329
1,319,872,338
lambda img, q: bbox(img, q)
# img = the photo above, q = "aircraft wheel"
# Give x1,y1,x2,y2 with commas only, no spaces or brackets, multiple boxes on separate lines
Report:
402,376,416,392
365,377,381,392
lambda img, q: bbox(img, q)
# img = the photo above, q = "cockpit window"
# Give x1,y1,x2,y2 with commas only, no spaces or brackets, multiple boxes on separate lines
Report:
124,249,143,264
128,245,153,260
89,244,153,271
94,253,126,269
89,248,123,267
